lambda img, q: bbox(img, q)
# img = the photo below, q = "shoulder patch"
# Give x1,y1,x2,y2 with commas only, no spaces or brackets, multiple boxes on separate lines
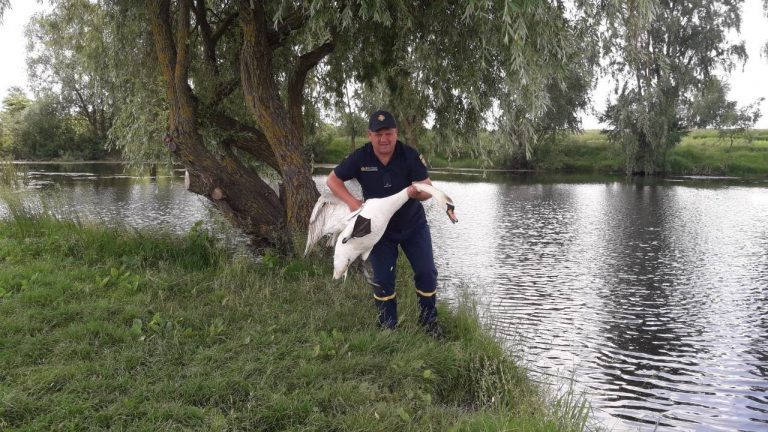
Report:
419,154,428,167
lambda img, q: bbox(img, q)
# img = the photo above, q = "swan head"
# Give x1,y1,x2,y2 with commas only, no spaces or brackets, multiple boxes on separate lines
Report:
412,183,458,224
445,202,458,224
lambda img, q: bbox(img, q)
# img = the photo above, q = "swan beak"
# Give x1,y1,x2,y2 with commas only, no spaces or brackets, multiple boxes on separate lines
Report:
446,203,458,224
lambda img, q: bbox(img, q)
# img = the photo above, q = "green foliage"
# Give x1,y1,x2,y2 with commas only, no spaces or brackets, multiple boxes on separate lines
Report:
0,90,105,160
0,88,31,158
601,0,751,174
545,129,768,176
303,108,337,163
26,0,115,146
529,132,623,173
324,0,600,162
312,127,768,176
667,130,768,176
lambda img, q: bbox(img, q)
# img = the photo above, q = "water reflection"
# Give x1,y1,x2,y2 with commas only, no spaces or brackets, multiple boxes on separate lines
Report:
426,178,768,431
1,163,215,234
2,163,768,431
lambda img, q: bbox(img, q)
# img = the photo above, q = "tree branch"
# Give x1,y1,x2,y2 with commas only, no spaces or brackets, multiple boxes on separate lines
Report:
211,12,237,43
266,10,306,49
146,0,177,103
193,0,217,67
287,34,336,138
175,0,192,88
208,110,280,171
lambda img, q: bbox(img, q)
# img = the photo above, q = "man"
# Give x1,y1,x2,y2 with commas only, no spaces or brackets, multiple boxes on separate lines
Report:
326,110,442,337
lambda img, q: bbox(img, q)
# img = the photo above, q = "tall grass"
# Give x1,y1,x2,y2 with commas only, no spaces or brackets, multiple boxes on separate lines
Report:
0,208,593,430
0,161,27,189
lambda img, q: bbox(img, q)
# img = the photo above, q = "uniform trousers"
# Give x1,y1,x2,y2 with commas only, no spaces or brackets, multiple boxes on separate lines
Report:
367,222,438,329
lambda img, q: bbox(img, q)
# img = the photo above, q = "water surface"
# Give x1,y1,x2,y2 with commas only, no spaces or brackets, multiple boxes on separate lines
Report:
3,163,768,431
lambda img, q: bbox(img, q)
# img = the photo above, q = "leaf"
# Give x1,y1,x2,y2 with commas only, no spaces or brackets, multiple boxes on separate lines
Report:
130,318,143,335
396,407,410,422
148,312,162,332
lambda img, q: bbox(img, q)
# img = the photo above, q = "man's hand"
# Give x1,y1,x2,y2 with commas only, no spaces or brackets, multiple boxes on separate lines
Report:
407,185,419,199
408,181,433,201
327,171,364,212
348,199,363,212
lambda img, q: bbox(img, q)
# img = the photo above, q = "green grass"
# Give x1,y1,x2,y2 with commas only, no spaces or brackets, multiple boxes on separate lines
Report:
316,129,768,176
531,132,623,173
0,211,590,430
667,129,768,176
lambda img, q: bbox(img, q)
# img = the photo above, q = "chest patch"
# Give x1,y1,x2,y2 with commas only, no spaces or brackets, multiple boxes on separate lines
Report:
360,166,378,172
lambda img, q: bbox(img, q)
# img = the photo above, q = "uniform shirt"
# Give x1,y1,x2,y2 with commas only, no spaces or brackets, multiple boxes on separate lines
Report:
334,140,429,234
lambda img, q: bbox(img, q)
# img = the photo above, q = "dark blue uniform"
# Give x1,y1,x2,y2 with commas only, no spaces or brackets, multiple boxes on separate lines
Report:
334,140,438,329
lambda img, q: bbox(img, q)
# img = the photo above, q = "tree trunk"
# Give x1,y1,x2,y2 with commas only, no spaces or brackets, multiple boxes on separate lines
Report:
238,0,320,238
401,113,423,153
147,0,288,250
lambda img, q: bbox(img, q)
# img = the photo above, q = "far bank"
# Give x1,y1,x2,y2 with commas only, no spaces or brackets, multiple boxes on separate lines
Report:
313,129,768,178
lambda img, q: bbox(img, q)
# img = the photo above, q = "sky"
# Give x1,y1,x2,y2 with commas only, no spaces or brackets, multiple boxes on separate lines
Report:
1,1,767,129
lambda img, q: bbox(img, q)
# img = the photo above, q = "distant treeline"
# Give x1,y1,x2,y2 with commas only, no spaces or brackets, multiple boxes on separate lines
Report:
0,88,115,161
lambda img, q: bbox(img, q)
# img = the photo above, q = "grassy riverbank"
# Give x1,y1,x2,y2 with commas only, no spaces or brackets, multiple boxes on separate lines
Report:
316,129,768,176
0,211,589,430
540,129,768,176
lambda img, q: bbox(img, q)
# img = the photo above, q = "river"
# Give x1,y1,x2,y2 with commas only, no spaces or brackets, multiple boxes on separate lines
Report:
2,162,768,431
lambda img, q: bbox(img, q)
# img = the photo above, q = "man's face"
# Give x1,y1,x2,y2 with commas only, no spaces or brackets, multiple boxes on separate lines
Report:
368,128,398,156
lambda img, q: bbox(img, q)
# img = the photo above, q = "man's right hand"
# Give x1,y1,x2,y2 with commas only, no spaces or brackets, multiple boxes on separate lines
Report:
327,171,363,213
348,199,363,212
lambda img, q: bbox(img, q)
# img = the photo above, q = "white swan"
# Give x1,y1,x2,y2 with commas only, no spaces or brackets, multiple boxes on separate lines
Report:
303,194,355,257
321,183,458,280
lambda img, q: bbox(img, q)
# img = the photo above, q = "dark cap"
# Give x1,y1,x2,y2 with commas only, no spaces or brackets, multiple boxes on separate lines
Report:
368,110,397,131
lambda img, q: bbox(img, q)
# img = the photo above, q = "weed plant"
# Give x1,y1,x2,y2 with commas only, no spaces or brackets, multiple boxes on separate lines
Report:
0,205,592,430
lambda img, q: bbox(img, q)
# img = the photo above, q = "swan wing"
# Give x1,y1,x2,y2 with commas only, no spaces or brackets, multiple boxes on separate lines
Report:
304,195,351,256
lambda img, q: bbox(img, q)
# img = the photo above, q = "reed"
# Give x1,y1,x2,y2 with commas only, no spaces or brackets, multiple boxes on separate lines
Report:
0,160,27,188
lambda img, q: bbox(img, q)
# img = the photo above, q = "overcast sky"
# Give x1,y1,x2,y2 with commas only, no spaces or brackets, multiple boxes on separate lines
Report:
2,1,767,129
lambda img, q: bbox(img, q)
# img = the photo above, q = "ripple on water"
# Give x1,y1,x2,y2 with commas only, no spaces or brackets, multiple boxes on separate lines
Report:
428,181,768,430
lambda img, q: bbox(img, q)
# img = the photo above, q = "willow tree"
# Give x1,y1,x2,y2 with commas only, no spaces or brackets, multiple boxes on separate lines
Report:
326,0,599,163
141,0,596,250
20,0,598,252
26,0,115,144
600,0,748,175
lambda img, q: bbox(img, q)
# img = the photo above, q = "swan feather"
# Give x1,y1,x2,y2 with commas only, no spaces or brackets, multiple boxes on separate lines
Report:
331,183,457,279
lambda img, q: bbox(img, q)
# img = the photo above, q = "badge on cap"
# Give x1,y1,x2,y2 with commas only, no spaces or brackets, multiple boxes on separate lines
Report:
378,114,385,121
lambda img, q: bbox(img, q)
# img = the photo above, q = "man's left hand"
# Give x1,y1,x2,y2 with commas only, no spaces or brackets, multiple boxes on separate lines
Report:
407,185,419,199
